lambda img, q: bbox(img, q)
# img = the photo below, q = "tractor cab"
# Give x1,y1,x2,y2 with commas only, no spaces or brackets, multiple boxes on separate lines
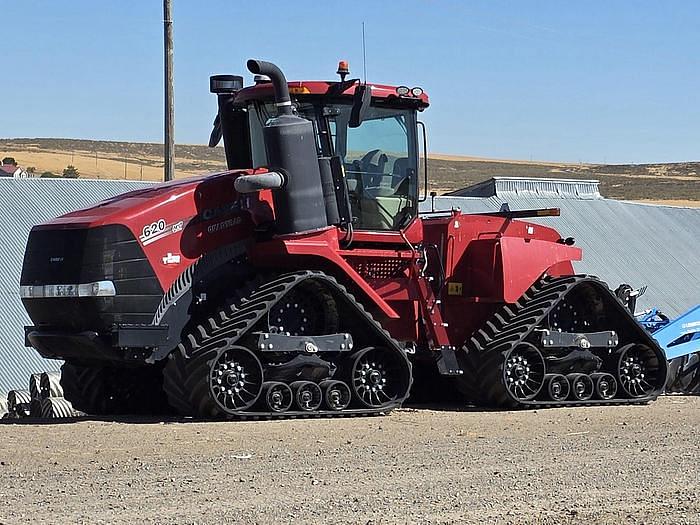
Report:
210,62,429,233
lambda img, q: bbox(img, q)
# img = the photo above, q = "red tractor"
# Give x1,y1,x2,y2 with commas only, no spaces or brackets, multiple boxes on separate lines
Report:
20,60,667,418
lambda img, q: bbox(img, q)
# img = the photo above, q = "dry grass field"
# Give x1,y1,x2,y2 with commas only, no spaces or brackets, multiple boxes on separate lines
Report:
2,138,699,205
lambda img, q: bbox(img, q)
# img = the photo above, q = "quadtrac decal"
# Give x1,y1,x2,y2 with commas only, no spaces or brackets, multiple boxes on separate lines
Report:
207,215,243,234
139,218,184,246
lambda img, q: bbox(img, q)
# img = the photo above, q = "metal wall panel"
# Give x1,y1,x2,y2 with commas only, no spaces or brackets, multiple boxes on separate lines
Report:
0,179,154,397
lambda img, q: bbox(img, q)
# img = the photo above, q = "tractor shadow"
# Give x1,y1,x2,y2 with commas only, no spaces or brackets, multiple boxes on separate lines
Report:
1,402,496,425
0,414,247,426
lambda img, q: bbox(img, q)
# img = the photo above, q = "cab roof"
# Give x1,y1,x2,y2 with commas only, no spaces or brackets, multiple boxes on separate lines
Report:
234,80,430,109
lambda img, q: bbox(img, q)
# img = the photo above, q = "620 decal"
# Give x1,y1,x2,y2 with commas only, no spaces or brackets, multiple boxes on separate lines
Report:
142,219,166,239
139,218,184,246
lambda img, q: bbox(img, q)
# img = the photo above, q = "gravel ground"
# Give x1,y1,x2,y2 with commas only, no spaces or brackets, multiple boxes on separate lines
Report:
0,396,698,524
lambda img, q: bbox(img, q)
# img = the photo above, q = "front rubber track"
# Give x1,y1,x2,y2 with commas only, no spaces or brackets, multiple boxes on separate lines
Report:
162,270,412,419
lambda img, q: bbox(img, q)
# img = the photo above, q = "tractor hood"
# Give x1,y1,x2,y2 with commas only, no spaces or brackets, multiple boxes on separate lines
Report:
27,170,273,292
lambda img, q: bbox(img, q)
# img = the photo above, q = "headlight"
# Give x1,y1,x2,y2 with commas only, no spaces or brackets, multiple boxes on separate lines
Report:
20,280,116,298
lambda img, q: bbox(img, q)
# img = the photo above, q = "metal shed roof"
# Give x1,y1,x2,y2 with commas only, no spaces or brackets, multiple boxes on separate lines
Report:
421,177,700,318
447,176,603,200
0,178,155,397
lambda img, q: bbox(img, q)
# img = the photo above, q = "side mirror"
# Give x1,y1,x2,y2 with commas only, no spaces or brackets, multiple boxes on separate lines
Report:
349,84,371,128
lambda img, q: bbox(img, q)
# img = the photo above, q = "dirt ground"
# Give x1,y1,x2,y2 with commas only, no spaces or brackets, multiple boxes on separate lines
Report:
0,396,698,525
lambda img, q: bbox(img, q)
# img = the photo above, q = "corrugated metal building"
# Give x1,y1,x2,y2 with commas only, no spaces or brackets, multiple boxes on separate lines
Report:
420,177,700,317
0,178,154,397
0,176,698,397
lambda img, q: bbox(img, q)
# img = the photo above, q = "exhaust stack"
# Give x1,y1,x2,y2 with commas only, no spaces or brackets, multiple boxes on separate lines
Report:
246,59,328,234
246,60,293,116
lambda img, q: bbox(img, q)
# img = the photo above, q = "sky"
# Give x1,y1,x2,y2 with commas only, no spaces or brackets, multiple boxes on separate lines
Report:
1,0,699,164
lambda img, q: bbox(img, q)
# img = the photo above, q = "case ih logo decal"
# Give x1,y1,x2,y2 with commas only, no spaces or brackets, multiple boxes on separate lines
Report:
162,252,182,265
139,219,184,246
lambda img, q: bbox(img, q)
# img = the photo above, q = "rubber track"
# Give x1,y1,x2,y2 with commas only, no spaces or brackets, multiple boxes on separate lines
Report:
462,275,667,408
60,364,113,415
164,270,411,420
61,363,170,415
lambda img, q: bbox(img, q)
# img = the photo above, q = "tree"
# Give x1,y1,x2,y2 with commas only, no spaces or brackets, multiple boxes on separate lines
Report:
2,157,16,166
26,166,36,175
62,164,79,178
41,171,59,178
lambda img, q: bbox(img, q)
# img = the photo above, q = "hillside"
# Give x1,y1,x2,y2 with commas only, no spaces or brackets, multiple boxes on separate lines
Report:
2,138,699,205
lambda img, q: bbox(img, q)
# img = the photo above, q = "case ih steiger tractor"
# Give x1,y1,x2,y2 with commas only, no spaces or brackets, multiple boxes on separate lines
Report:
19,60,668,418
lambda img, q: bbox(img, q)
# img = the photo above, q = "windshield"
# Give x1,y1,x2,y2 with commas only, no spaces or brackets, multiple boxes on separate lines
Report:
248,99,418,231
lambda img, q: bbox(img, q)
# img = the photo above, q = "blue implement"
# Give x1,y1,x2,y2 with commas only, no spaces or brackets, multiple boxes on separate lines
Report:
652,305,700,360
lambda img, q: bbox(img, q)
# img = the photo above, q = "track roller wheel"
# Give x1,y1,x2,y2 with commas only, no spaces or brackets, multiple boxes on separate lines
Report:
290,381,322,411
319,380,351,411
591,372,617,400
262,382,293,413
503,343,546,402
567,373,594,401
210,346,264,413
616,343,664,398
349,346,412,408
544,373,570,401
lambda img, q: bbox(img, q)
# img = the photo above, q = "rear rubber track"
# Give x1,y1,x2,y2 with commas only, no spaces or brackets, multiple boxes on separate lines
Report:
461,275,667,408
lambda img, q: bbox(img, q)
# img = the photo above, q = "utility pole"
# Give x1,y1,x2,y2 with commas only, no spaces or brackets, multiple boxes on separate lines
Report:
163,0,175,181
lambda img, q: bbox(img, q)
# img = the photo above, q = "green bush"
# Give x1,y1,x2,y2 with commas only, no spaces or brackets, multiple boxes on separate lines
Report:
62,165,79,178
41,171,59,178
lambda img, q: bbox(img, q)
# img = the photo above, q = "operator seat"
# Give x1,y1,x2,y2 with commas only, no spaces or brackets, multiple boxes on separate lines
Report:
360,156,412,230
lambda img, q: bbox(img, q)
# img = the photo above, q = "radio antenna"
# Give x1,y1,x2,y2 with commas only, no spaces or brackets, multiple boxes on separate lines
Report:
361,21,367,83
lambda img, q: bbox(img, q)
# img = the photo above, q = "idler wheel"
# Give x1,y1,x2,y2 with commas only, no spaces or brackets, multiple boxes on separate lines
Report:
209,345,264,413
263,382,293,413
290,381,322,411
566,373,594,401
349,346,412,408
544,373,570,401
319,380,351,411
616,343,663,398
502,342,546,401
591,372,618,400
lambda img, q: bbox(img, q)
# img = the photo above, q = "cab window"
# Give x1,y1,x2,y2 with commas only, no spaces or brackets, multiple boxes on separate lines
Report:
248,100,419,231
329,105,418,230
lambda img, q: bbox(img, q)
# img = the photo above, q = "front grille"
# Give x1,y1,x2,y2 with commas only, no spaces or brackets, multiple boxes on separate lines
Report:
21,225,163,332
